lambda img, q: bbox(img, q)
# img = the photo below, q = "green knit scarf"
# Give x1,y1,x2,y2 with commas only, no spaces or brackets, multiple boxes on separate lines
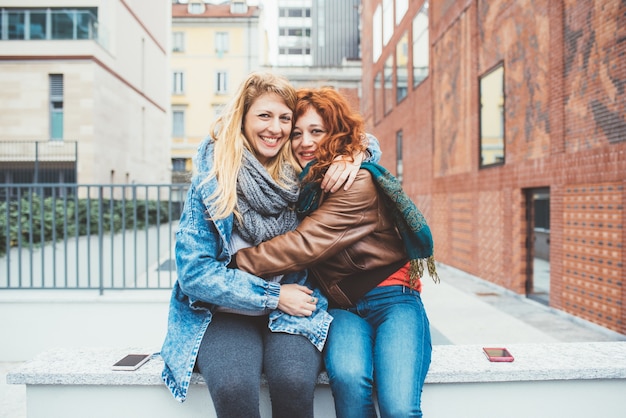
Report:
297,161,439,286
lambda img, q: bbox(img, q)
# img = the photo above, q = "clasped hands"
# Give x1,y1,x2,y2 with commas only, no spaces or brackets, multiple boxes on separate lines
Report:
278,284,318,317
227,256,317,317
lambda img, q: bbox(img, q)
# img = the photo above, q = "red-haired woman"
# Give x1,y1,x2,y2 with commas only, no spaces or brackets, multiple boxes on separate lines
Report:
231,87,438,418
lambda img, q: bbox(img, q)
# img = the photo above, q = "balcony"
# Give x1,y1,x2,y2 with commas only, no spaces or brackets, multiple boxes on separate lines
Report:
0,8,98,42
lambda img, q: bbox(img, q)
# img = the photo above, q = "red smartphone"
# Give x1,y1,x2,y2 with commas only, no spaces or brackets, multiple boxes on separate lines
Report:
482,347,514,362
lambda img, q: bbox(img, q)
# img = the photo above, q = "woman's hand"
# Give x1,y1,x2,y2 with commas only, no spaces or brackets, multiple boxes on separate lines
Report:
277,284,318,316
321,151,365,193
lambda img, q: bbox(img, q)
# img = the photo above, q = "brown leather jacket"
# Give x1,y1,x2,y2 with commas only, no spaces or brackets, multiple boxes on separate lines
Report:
234,169,408,308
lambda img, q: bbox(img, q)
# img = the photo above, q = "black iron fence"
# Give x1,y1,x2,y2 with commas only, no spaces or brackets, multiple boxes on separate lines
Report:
1,183,189,293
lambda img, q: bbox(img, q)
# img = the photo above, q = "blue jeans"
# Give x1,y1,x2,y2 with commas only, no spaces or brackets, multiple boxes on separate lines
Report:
324,286,432,418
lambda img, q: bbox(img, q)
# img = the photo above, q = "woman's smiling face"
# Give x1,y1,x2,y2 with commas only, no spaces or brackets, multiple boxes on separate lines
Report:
290,107,327,168
243,92,293,165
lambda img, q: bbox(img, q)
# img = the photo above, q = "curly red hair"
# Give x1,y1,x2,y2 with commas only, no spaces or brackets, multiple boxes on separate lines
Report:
294,87,367,183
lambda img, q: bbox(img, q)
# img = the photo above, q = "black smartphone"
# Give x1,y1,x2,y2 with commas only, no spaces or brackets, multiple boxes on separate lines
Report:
482,347,514,362
111,354,151,371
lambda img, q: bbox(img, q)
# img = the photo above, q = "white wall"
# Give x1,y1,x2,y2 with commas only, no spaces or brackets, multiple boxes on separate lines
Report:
0,291,170,361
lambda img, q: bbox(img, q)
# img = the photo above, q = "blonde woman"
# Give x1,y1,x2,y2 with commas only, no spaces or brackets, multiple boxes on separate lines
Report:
160,73,374,418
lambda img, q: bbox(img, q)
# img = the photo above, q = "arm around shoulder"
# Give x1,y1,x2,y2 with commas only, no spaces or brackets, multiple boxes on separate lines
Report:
235,170,379,277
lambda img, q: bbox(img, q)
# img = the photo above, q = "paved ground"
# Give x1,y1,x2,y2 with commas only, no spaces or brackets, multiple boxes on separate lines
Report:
2,262,624,418
423,263,625,345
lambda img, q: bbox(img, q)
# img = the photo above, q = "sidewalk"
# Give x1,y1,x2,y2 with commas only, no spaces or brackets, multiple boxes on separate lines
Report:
423,263,625,345
2,263,625,418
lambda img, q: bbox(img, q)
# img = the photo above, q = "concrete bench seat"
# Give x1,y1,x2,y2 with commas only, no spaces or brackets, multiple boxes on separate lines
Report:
8,342,626,418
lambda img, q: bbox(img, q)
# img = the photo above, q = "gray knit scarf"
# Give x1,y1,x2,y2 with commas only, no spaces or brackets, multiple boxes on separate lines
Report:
235,149,300,245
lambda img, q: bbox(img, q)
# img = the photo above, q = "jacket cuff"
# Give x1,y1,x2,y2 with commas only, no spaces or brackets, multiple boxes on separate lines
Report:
266,281,281,309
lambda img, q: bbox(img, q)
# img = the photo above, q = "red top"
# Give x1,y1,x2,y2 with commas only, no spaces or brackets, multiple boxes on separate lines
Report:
377,262,422,293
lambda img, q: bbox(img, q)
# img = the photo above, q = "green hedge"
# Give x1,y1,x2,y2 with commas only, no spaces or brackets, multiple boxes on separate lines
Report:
0,194,172,256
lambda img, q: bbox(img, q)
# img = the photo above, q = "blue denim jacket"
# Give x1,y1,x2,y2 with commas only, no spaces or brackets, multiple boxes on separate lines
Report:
160,139,333,402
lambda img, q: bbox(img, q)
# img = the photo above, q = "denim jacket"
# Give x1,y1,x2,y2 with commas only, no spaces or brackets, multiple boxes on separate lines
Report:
160,138,333,402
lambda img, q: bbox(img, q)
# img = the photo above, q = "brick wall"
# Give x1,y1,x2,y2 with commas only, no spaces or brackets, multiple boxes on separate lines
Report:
361,0,625,334
562,182,624,331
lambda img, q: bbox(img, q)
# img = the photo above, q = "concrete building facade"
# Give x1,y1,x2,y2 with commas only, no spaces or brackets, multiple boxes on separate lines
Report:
170,0,364,179
170,0,262,181
0,0,172,185
268,0,360,68
270,0,363,111
360,0,626,335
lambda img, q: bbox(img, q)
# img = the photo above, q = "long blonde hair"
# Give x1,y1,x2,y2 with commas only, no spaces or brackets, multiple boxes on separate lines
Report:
205,71,299,220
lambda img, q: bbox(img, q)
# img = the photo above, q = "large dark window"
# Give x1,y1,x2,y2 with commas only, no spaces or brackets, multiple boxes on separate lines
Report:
479,64,505,167
7,11,25,39
29,11,47,39
52,10,74,39
0,8,97,40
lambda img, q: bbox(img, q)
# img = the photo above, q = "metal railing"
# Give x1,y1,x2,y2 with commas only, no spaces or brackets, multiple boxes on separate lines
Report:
0,140,78,184
1,183,189,293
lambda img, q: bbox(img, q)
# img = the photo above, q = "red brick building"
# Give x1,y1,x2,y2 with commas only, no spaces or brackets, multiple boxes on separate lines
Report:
360,0,625,334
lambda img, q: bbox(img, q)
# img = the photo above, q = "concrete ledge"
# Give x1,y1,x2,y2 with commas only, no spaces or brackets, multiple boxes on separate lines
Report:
429,342,626,382
9,342,626,386
7,342,626,418
6,346,329,386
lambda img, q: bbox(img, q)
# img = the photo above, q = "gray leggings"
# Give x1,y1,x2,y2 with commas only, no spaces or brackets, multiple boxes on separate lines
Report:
196,313,323,418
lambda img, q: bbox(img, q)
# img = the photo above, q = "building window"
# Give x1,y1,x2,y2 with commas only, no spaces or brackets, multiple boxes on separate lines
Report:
172,110,185,137
279,8,311,18
384,56,394,115
29,10,47,39
479,63,505,167
172,71,185,94
52,10,75,39
279,28,311,37
396,31,409,103
396,0,408,24
373,5,382,63
412,2,429,87
172,158,187,172
172,31,184,52
188,2,205,15
230,2,248,14
279,47,311,55
75,10,95,39
212,103,226,119
215,32,229,56
396,130,403,184
6,11,26,39
374,72,383,124
216,71,228,94
49,74,64,141
0,8,97,40
382,0,393,46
